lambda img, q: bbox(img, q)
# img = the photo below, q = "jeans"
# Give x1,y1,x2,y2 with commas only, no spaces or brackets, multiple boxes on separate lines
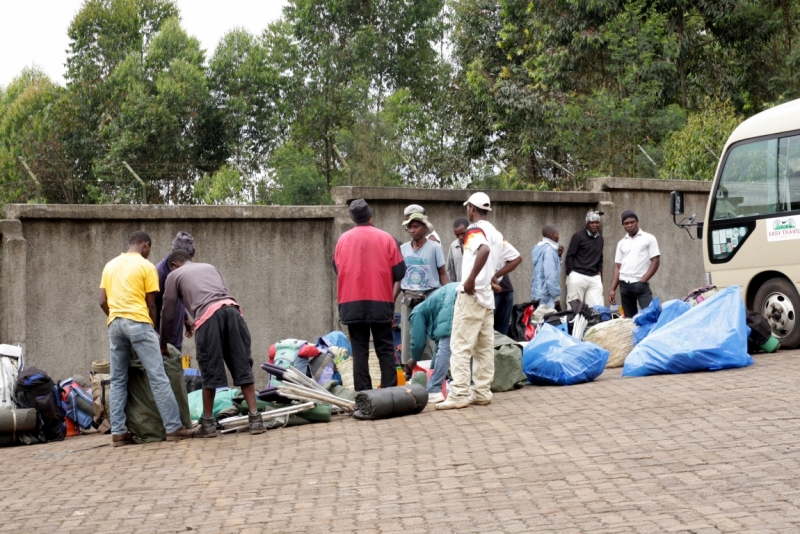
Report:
348,322,397,391
493,291,514,335
108,318,183,435
619,281,653,317
427,336,451,393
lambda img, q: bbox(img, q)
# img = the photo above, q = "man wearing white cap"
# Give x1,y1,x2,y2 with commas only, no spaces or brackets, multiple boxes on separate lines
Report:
437,192,519,410
564,211,605,307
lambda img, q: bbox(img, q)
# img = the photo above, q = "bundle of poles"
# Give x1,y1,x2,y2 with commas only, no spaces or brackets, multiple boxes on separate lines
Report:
218,402,315,434
259,362,356,413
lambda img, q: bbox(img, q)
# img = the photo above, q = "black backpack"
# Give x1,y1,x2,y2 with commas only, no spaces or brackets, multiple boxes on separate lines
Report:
16,366,66,443
746,310,773,349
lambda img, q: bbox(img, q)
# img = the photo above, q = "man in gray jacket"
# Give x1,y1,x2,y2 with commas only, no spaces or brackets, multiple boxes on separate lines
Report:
160,249,264,437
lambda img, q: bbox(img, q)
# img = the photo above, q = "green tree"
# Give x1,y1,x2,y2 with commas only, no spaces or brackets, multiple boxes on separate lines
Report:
660,99,743,181
270,142,331,205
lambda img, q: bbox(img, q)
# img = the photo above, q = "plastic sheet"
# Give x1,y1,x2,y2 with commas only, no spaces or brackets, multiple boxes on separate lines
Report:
522,324,609,386
622,286,754,377
351,383,428,420
651,299,691,334
632,298,661,345
188,387,240,422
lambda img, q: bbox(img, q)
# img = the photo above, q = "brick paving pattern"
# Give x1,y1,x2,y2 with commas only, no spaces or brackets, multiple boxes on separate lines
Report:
3,351,800,533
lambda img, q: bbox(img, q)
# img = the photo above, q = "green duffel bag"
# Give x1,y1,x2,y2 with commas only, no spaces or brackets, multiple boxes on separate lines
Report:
125,345,193,443
491,332,528,393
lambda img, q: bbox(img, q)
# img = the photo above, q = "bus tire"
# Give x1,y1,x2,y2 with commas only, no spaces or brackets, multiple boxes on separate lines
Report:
754,277,800,349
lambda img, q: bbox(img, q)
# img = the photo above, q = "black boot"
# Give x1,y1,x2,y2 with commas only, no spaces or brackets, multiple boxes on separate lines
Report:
192,417,218,438
248,412,265,435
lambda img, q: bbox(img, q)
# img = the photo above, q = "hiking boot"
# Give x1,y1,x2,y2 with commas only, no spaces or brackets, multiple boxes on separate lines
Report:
111,432,133,447
165,426,193,442
427,392,445,404
469,396,491,406
435,397,469,410
192,417,218,438
248,412,265,435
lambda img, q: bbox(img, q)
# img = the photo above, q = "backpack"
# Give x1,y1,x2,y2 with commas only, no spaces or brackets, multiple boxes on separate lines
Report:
746,310,773,348
0,344,23,411
510,301,538,342
15,366,65,443
90,372,111,433
59,379,95,430
267,339,308,388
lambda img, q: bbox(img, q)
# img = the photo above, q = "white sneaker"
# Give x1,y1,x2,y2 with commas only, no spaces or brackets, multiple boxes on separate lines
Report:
435,397,469,410
427,392,445,404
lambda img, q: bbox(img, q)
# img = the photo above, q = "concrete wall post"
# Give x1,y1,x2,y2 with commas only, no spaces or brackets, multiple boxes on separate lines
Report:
0,220,26,348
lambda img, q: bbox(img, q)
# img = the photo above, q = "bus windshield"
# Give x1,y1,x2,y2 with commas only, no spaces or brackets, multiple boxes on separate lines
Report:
713,135,800,220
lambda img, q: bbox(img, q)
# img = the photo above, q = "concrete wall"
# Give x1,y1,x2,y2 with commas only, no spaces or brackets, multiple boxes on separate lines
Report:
0,178,712,381
0,204,346,381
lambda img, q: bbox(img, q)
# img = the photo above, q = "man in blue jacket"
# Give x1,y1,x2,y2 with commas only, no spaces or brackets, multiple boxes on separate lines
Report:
531,225,563,309
409,283,458,404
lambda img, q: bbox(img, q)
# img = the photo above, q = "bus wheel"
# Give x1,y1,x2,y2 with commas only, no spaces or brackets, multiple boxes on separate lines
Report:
754,278,800,349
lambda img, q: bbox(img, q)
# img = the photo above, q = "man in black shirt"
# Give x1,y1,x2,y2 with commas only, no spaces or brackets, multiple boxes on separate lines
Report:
565,211,605,307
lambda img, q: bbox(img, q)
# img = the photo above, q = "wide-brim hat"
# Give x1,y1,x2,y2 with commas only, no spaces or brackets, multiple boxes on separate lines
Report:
402,212,434,231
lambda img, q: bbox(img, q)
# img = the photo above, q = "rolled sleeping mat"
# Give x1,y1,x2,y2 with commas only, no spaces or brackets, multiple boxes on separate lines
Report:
351,383,428,420
0,408,37,434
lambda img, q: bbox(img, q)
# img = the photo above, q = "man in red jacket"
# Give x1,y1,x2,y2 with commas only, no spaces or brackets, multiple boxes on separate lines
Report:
334,199,406,391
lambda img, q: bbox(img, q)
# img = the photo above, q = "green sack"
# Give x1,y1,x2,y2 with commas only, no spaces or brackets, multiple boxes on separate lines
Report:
188,387,241,421
125,346,193,443
491,332,528,393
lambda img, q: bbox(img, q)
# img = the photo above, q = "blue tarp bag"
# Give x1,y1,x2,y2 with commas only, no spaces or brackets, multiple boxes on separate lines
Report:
522,324,610,386
592,305,612,322
622,286,754,377
632,297,661,345
317,331,352,355
651,299,691,334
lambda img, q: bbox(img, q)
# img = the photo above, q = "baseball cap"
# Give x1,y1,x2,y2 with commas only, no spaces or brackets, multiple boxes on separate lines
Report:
464,192,491,211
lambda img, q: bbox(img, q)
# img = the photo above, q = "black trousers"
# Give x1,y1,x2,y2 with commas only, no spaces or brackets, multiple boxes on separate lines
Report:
347,322,397,391
619,281,653,317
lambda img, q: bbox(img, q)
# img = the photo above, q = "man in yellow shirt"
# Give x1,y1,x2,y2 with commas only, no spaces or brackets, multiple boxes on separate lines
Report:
99,231,192,446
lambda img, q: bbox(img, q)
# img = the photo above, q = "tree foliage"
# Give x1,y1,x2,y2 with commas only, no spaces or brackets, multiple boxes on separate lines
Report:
1,0,800,205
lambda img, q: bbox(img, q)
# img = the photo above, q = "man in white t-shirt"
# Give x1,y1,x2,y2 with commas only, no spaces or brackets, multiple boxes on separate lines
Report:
436,192,503,410
609,210,661,317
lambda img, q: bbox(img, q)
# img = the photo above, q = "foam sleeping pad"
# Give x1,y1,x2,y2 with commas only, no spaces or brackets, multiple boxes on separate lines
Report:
0,408,37,434
351,383,428,420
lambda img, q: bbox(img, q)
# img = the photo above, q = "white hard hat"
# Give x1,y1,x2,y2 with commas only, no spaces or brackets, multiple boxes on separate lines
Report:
464,192,491,211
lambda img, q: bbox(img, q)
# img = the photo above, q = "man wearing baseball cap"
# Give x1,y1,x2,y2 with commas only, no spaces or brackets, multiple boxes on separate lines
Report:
564,211,605,307
609,210,660,316
436,192,520,410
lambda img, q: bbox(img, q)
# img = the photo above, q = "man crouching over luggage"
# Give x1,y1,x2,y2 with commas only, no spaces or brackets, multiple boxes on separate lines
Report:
159,250,264,436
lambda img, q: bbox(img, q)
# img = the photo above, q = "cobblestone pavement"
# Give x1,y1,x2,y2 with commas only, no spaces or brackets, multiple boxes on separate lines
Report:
4,351,800,533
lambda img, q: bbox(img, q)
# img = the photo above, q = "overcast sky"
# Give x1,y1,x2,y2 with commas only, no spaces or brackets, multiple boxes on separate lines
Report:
0,0,288,88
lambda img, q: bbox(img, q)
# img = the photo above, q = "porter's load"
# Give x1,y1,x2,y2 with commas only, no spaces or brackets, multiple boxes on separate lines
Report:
622,286,754,377
584,318,634,368
0,344,23,411
523,324,609,385
491,332,527,392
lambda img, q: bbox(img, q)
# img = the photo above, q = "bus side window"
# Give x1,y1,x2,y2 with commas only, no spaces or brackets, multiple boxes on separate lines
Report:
780,135,800,211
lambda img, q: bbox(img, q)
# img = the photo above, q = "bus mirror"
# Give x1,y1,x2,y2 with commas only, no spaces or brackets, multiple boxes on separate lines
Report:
670,191,684,215
696,222,703,239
